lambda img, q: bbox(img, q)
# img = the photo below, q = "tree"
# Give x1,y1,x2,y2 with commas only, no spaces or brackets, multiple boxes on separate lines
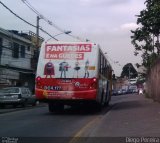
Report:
131,0,160,70
121,63,138,79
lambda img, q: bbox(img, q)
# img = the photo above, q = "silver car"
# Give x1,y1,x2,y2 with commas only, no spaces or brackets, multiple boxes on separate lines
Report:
117,89,122,95
0,87,37,108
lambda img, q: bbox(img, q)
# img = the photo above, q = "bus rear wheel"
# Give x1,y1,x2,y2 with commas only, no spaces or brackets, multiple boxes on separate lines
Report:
48,102,64,113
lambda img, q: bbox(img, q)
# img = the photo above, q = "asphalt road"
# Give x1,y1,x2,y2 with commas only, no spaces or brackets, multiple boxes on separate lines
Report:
0,94,160,143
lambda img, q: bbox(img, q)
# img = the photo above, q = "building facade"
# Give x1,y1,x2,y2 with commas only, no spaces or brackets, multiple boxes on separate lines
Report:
0,27,43,92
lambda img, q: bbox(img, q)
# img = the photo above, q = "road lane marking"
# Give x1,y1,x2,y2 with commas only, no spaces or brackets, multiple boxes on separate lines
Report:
68,104,116,143
69,116,101,143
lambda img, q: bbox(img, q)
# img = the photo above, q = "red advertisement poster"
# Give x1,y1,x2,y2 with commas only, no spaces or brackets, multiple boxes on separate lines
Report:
45,44,92,60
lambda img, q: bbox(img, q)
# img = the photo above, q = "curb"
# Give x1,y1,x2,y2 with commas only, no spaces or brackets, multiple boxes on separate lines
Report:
0,103,47,114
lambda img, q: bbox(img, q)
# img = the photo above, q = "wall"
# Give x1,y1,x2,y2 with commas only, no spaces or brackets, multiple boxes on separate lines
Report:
146,58,160,102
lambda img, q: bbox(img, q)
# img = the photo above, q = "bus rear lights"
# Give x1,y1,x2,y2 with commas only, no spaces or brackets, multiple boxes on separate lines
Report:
36,76,41,81
93,78,97,82
36,76,42,86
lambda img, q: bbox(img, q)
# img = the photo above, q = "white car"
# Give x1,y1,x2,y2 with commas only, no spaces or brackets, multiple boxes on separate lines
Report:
117,89,123,95
0,87,37,108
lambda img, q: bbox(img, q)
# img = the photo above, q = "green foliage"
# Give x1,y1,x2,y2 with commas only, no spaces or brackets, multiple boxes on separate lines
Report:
121,63,138,78
131,0,160,70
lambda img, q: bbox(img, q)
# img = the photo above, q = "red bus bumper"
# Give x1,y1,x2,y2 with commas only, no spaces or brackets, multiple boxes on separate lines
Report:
35,88,97,101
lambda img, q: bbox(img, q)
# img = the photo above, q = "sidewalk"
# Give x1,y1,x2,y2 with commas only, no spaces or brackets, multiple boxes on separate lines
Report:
89,94,160,137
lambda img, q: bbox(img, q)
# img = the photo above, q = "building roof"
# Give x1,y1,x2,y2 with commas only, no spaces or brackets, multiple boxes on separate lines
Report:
0,27,32,44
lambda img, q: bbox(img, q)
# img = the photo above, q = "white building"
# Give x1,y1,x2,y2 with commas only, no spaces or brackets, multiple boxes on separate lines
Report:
0,27,41,91
129,78,137,85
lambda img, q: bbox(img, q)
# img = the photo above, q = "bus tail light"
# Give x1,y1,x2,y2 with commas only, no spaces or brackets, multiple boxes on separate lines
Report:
93,78,97,82
36,76,41,86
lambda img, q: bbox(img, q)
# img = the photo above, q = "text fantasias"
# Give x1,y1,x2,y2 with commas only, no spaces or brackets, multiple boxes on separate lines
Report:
45,44,92,60
45,44,92,53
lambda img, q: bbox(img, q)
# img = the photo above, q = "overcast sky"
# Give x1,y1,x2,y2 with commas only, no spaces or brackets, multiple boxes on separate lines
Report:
0,0,146,76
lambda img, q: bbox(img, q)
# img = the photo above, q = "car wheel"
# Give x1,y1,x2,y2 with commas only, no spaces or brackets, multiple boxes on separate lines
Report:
48,102,64,113
0,104,5,108
13,104,17,108
22,100,27,107
32,100,39,106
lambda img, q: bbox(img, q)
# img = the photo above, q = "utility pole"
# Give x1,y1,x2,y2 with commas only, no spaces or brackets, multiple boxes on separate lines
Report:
36,16,40,49
129,65,131,84
33,16,40,71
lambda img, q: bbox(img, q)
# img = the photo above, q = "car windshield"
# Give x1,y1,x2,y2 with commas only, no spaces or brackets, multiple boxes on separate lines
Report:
0,88,19,94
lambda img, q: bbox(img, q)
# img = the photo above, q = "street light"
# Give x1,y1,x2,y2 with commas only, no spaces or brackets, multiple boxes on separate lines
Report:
46,31,72,42
86,39,90,42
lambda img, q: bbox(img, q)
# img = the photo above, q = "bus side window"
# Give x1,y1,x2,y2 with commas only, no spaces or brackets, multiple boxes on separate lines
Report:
99,52,102,74
103,59,105,77
104,59,107,78
101,54,103,75
101,55,104,75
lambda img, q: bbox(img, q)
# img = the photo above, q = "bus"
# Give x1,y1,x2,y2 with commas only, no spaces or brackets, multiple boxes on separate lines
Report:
35,41,113,112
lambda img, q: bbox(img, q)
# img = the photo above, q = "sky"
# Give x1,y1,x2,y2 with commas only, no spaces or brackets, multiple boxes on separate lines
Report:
0,0,146,76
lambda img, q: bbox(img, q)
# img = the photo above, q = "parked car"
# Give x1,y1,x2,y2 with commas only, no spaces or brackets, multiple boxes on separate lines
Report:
122,89,127,94
112,89,118,96
0,87,37,108
117,89,123,95
129,85,138,93
126,88,133,94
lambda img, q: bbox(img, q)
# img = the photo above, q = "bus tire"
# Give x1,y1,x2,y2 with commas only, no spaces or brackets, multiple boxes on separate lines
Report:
95,92,104,111
100,90,105,106
22,99,27,107
95,102,102,111
48,102,64,113
104,98,109,106
48,102,54,112
104,94,109,106
105,92,111,106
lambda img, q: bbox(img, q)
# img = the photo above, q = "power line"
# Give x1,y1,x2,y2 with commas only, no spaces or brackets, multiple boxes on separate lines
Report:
21,0,41,16
0,0,58,40
21,0,83,41
21,0,64,32
105,54,123,67
0,1,36,28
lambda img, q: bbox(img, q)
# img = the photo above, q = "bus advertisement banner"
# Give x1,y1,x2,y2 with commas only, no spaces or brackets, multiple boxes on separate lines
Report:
37,43,98,79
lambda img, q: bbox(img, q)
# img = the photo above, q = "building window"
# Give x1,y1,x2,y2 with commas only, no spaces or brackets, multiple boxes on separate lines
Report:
20,45,25,58
0,37,2,46
13,42,19,58
0,38,2,57
27,46,30,51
